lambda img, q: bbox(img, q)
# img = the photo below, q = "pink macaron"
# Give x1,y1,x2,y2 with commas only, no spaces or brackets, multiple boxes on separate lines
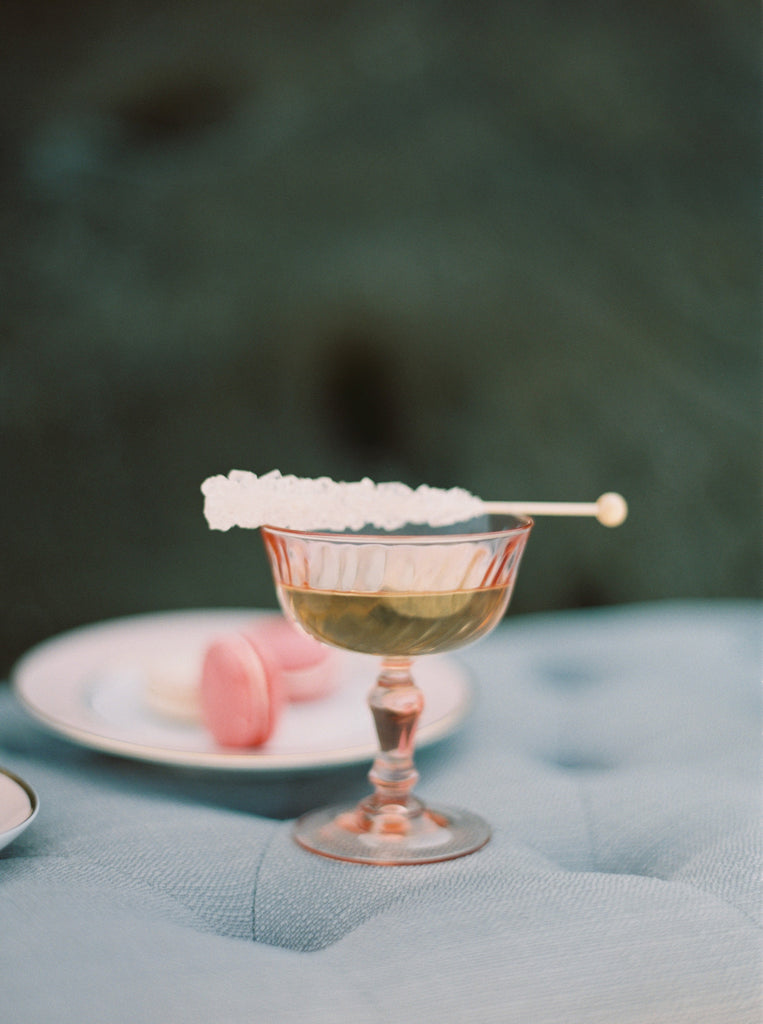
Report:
200,631,284,748
247,616,337,703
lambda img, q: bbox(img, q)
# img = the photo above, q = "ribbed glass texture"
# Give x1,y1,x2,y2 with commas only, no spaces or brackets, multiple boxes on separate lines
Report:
262,517,530,591
261,516,532,657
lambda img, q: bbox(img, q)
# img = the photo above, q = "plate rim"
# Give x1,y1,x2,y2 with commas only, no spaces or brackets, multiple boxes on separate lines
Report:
11,608,474,774
0,768,39,849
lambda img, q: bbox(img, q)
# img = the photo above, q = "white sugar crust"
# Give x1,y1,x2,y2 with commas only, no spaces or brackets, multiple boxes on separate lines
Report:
201,469,484,532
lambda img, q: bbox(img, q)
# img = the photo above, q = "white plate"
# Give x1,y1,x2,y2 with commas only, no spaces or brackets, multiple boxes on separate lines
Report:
11,610,473,773
0,768,39,852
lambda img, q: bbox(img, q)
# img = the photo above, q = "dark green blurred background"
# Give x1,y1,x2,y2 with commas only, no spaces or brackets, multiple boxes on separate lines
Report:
1,0,760,677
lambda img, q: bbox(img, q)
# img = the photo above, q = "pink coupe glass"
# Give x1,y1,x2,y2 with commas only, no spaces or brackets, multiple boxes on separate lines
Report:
261,514,532,864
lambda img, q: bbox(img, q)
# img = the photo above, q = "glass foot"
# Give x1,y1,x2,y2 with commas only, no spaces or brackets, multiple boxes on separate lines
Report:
293,801,491,865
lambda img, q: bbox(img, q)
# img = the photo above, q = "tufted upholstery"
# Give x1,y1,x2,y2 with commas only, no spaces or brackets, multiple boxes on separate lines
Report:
1,600,760,1023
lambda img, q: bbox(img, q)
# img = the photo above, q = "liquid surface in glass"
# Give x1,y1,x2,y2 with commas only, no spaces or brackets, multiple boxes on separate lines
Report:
278,583,510,656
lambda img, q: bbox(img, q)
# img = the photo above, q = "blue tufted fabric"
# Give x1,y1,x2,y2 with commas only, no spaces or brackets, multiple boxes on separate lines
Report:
1,601,760,1023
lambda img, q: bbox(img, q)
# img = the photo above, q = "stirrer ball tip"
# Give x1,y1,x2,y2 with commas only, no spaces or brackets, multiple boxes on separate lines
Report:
596,492,628,527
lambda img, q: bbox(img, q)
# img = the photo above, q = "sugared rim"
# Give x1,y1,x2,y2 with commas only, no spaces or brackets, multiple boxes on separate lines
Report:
259,514,533,543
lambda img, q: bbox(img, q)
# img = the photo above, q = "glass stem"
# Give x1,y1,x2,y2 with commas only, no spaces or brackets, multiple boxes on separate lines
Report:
366,658,424,816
